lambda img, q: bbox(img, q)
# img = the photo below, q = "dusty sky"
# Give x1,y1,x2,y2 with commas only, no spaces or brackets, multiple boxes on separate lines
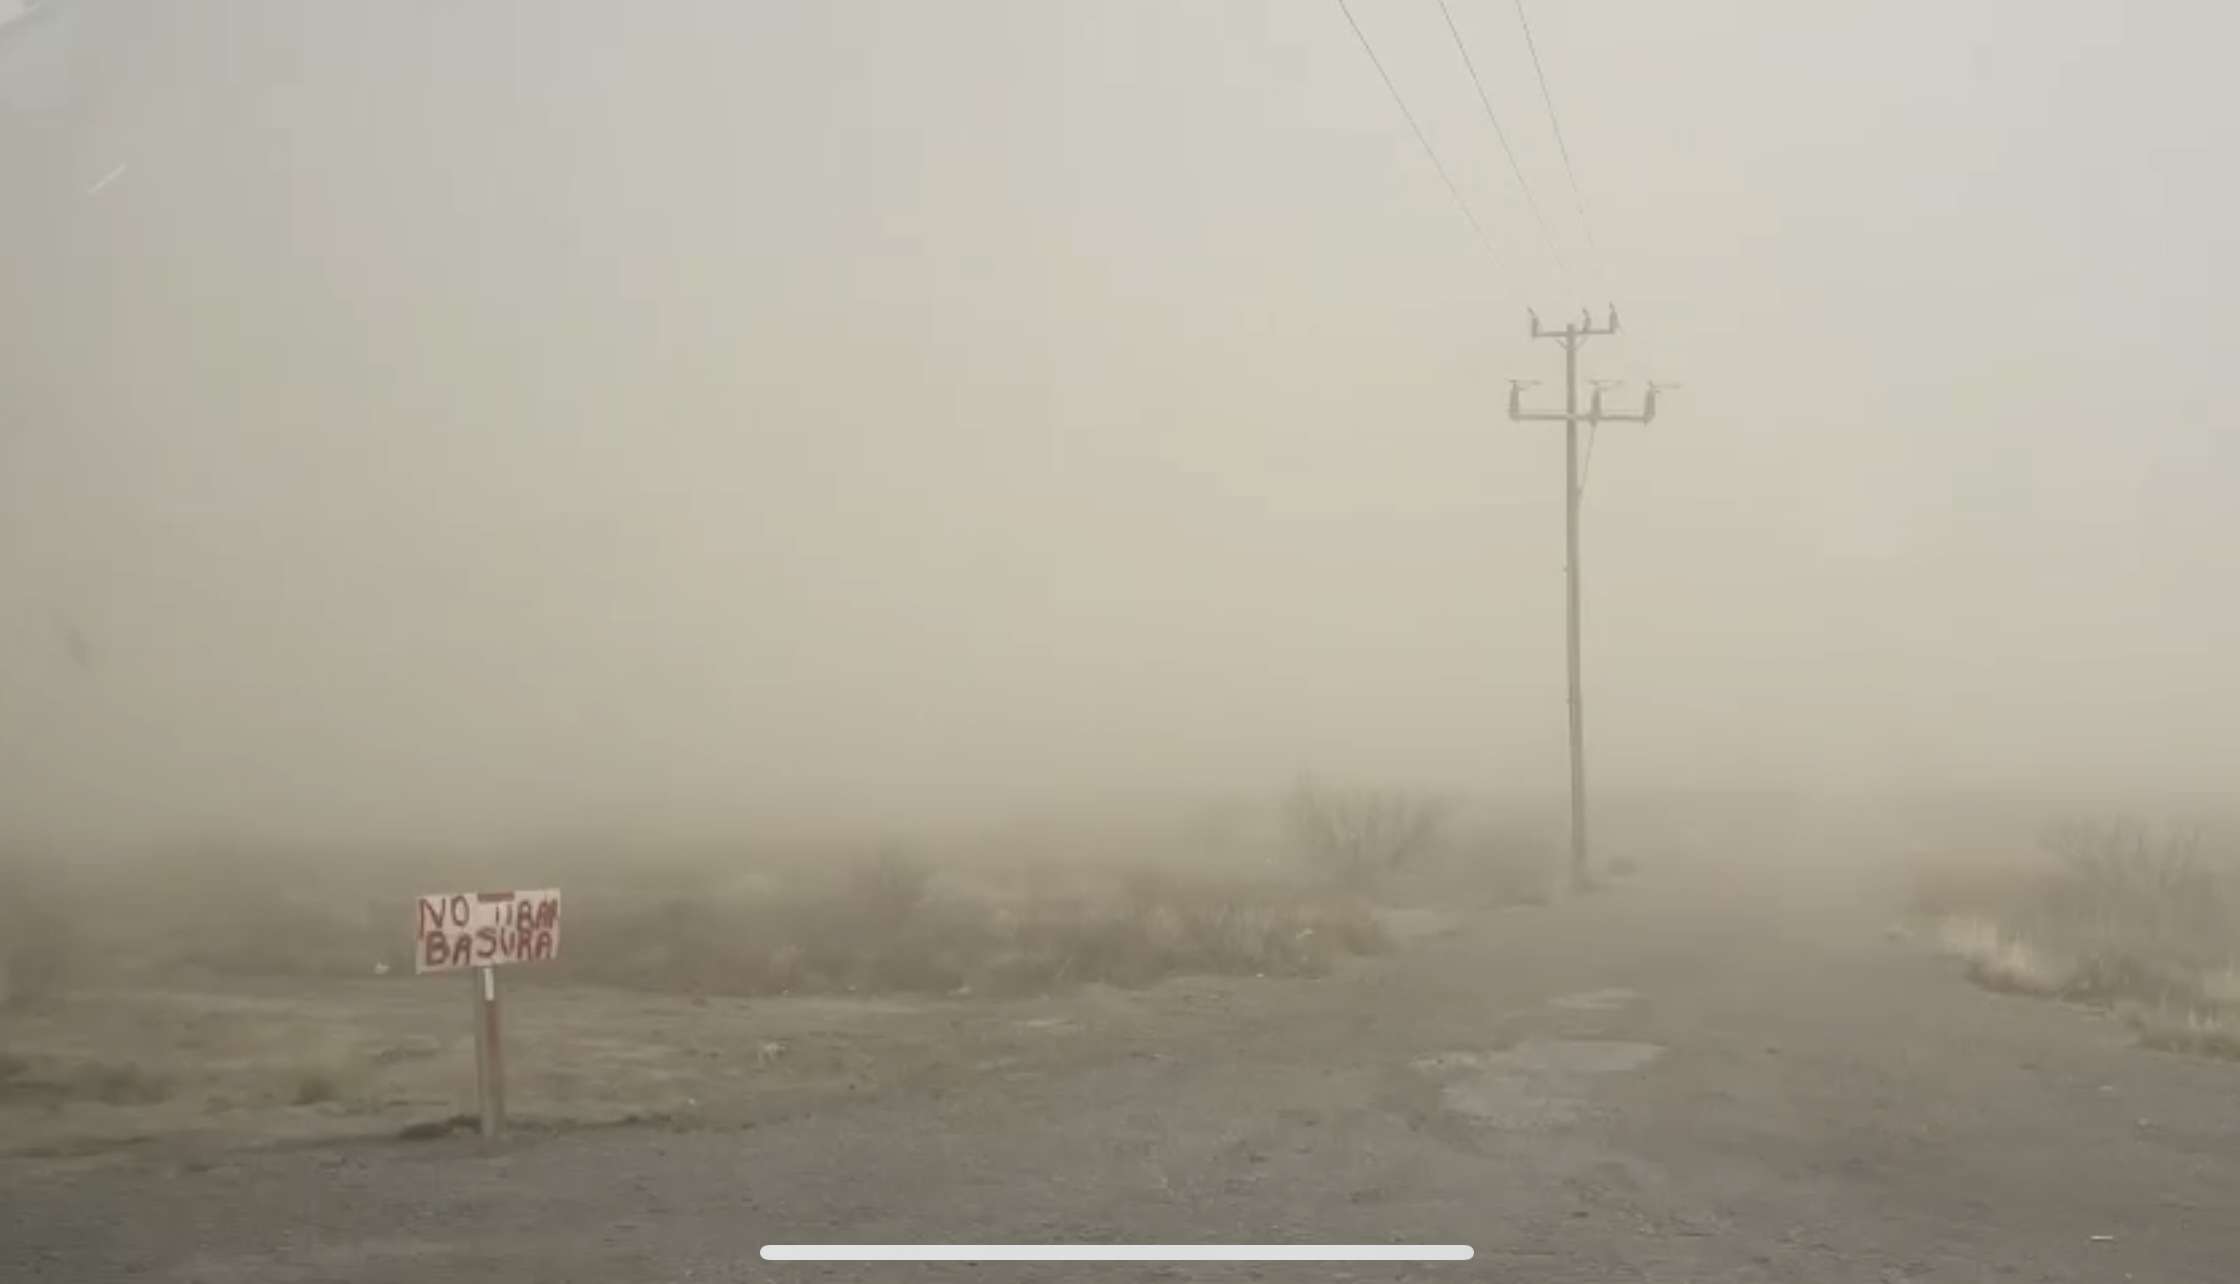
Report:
2,1,2235,849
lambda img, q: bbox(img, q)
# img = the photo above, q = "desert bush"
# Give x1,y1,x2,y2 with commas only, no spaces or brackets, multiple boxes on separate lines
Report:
1922,818,2240,1014
2123,1002,2240,1061
2018,820,2237,1003
1936,916,2070,996
1284,776,1448,887
972,865,1386,992
551,855,1391,1000
1101,871,1384,982
2030,820,2227,956
30,835,1403,1004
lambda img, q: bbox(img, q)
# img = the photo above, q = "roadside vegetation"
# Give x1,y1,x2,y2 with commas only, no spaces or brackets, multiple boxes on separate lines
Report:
1907,818,2240,1060
0,787,1564,1155
0,784,1558,1007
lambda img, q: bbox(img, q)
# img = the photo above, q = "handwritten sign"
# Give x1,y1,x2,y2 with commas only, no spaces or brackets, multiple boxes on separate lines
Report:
415,889,562,974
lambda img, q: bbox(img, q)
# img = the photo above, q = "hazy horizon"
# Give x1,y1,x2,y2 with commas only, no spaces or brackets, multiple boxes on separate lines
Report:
4,0,2235,853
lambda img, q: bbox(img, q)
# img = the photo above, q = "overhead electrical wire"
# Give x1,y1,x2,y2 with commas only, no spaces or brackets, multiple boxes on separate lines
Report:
1433,0,1566,281
1330,0,1654,508
1511,0,1599,258
1507,0,1656,500
1334,0,1498,261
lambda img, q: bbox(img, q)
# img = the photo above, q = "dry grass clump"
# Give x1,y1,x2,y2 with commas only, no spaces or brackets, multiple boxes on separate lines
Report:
1915,819,2240,1057
1935,916,2071,997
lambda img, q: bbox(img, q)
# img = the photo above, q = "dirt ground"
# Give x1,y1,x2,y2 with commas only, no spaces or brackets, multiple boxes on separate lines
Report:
7,844,2240,1283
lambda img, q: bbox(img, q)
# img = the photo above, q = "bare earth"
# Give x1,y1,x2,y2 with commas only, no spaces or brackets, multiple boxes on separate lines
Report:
7,850,2240,1283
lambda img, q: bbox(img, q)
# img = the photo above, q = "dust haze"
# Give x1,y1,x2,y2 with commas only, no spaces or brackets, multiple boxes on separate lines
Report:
4,2,2236,848
15,5,2240,1278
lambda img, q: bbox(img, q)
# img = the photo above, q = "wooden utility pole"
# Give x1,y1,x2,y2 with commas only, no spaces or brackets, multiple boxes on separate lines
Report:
1509,306,1665,891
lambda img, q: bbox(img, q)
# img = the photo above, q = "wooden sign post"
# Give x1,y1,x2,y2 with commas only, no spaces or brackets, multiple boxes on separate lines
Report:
471,963,505,1136
415,888,561,1140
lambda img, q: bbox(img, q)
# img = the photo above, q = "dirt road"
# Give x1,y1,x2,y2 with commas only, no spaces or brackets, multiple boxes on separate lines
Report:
8,850,2240,1282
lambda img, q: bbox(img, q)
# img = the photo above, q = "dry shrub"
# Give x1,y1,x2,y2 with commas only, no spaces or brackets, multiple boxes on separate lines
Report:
991,871,1372,992
1284,776,1448,888
1926,820,2240,1016
554,854,1388,999
2123,1003,2240,1061
1936,916,2070,996
37,836,1404,1004
2018,820,2237,1006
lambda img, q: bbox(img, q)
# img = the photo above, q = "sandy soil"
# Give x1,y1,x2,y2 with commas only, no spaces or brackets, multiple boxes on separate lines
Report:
7,849,2240,1282
0,900,1471,1161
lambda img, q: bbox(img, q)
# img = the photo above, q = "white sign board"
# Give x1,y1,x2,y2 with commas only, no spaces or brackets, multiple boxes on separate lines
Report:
415,888,562,974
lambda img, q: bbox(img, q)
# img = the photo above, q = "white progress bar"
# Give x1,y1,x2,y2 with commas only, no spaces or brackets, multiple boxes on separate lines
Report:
761,1245,1473,1262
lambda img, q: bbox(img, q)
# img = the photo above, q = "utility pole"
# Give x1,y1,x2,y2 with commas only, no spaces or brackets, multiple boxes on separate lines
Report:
1508,305,1666,892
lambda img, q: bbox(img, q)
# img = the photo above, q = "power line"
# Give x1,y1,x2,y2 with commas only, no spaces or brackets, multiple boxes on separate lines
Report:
1511,0,1598,257
1334,0,1497,260
1433,0,1564,279
1512,0,1648,407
